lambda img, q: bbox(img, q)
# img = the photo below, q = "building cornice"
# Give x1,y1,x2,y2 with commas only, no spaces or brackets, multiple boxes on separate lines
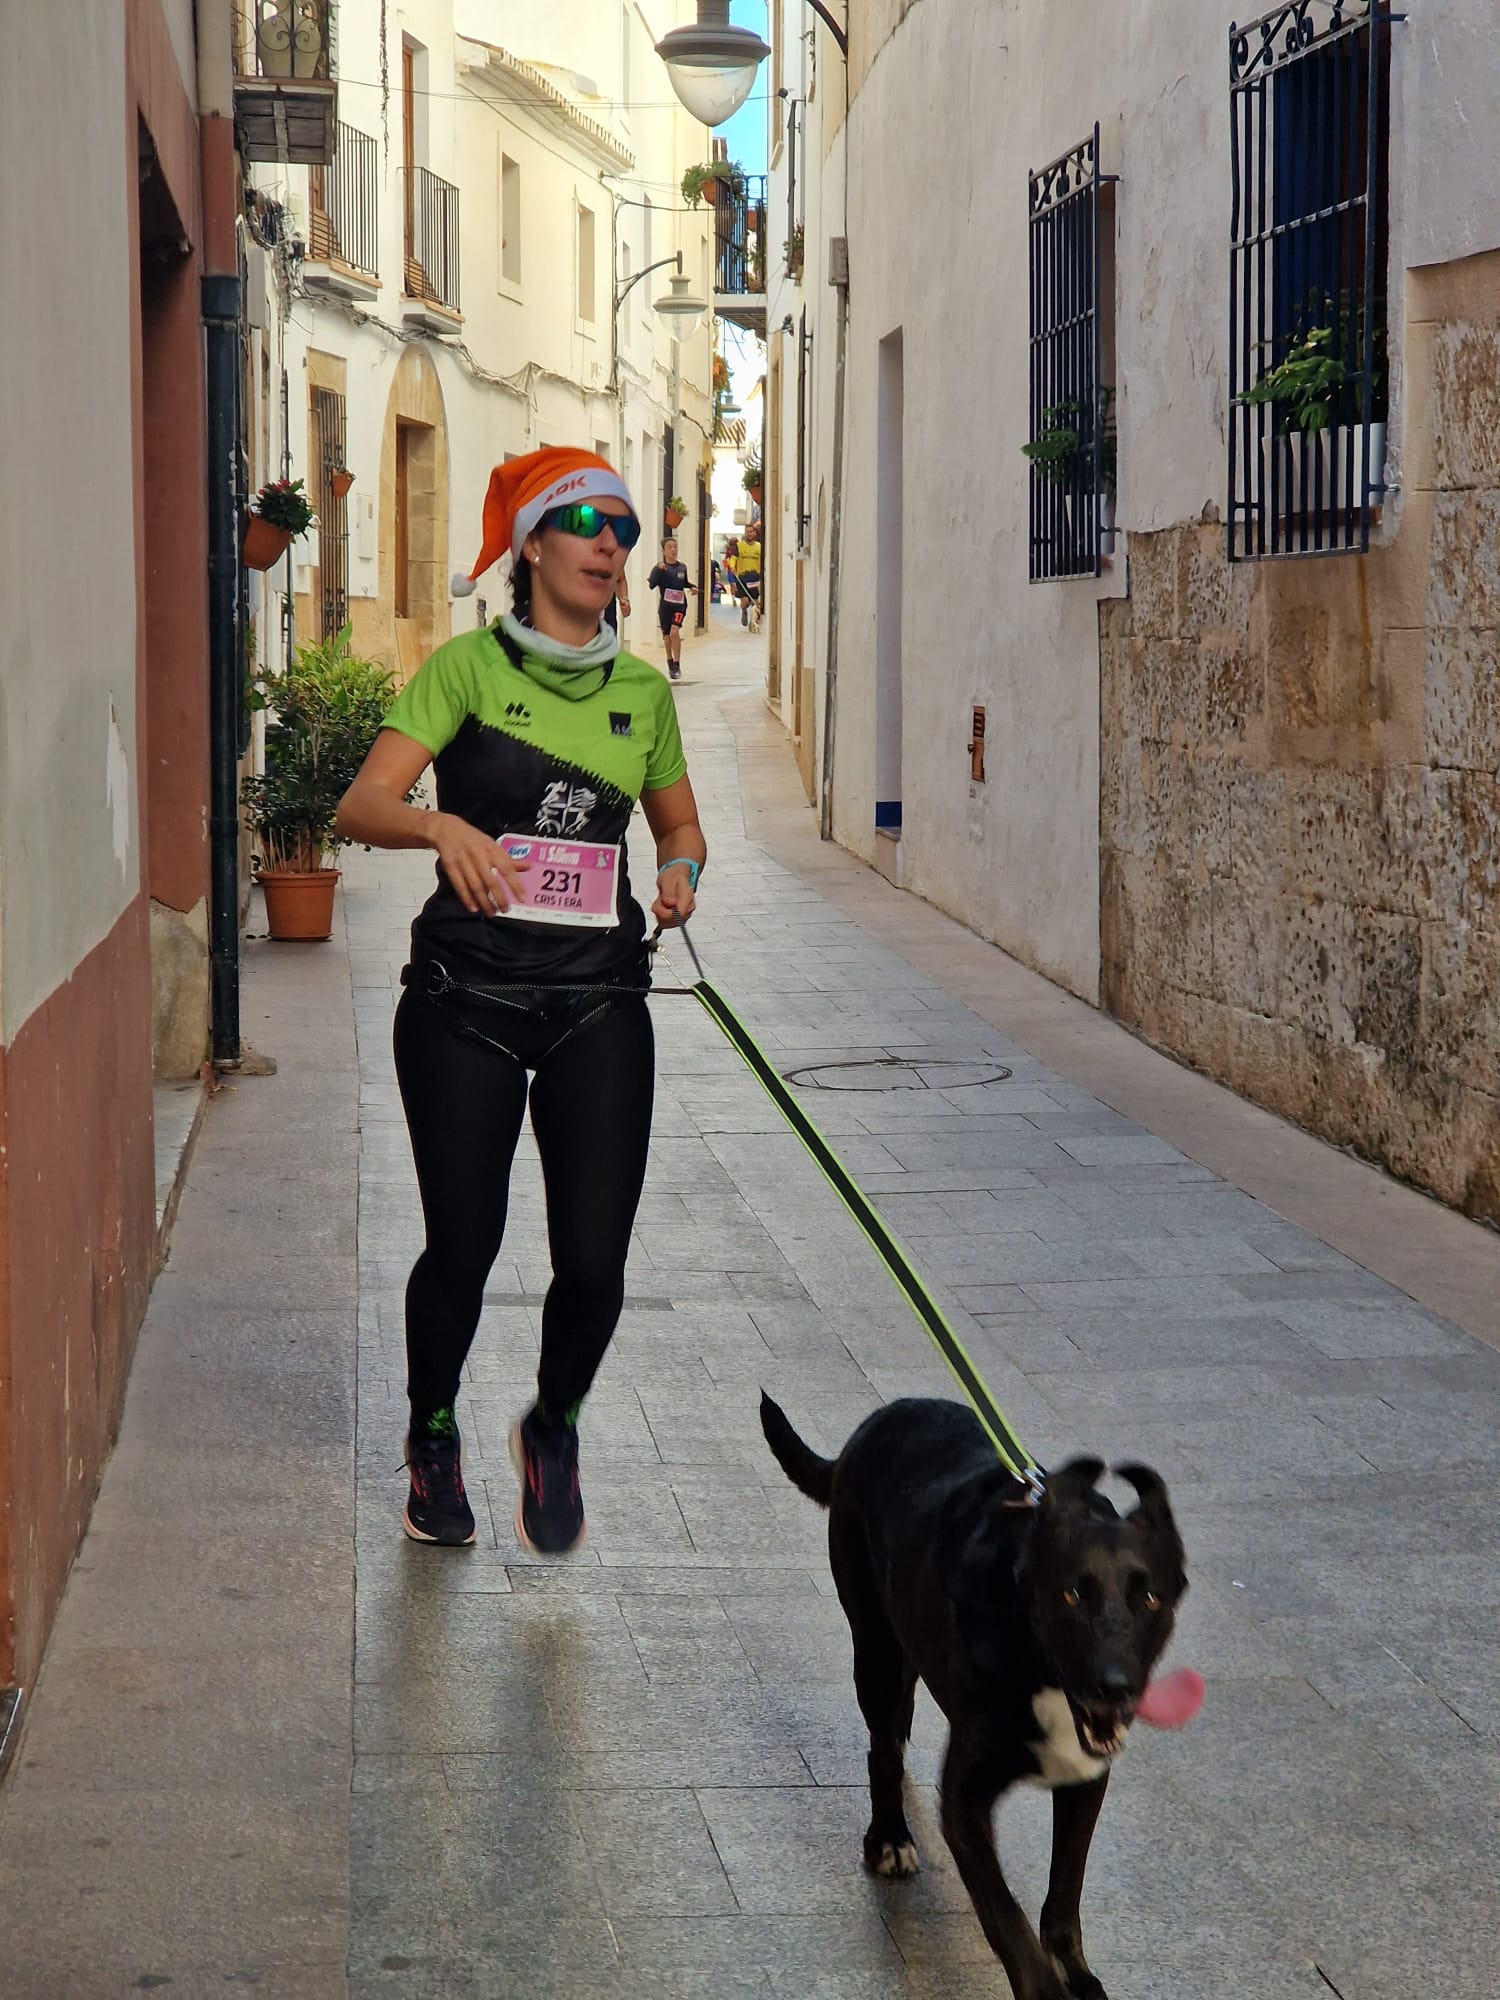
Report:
456,38,634,173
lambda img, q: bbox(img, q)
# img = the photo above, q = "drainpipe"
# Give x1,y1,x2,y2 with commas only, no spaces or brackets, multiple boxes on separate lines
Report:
203,270,243,1063
819,262,848,842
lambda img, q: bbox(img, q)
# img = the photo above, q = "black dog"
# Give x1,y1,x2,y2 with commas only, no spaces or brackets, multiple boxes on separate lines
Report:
761,1393,1187,2000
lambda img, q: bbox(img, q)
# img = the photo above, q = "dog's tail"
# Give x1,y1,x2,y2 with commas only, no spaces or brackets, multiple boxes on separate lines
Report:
759,1392,835,1507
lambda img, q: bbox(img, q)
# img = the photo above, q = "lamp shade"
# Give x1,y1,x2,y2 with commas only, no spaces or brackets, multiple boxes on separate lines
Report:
655,3,769,128
654,273,709,329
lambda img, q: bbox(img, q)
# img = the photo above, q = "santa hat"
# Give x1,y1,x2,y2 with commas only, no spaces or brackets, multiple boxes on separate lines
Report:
450,447,637,597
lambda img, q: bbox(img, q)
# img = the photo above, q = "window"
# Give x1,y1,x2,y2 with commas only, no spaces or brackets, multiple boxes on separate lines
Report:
1026,127,1115,582
309,122,379,280
500,151,521,287
578,203,597,323
620,2,632,118
1229,0,1395,559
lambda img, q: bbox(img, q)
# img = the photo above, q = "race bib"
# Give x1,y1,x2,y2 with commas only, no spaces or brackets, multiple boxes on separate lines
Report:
664,588,686,604
496,837,620,929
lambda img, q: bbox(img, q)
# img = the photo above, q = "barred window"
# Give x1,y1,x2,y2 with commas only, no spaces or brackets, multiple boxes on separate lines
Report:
1026,128,1116,582
310,386,348,641
1229,0,1397,560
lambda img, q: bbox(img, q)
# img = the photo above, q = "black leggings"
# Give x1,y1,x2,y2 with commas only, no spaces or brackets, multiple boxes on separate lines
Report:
392,983,655,1426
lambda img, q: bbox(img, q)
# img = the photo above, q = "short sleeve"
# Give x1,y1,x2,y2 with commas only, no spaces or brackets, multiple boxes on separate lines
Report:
381,637,477,758
643,678,688,791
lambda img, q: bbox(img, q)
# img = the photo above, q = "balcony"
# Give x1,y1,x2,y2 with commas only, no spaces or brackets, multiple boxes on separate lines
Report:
304,122,379,302
713,174,767,337
234,0,337,165
402,167,462,333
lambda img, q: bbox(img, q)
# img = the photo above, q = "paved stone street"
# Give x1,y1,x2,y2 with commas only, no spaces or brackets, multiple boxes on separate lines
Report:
2,611,1498,1998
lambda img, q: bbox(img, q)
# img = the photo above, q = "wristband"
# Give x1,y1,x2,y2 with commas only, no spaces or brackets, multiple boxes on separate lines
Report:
657,857,701,892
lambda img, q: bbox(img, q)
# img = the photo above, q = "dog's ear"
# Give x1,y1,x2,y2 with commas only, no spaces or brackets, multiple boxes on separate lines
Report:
1115,1462,1188,1590
1043,1457,1106,1509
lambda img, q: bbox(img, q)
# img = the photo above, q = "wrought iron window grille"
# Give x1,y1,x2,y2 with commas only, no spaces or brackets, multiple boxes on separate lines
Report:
1229,0,1401,561
1027,128,1117,583
312,386,348,642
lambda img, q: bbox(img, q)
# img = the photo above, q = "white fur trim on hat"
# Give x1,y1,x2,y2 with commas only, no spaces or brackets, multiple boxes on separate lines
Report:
450,570,477,597
512,467,636,558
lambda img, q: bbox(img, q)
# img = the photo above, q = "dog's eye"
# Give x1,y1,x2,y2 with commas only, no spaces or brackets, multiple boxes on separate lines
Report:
1062,1586,1082,1608
1143,1589,1162,1612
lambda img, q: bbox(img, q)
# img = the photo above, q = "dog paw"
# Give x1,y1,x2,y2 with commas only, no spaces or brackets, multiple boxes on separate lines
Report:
864,1837,920,1879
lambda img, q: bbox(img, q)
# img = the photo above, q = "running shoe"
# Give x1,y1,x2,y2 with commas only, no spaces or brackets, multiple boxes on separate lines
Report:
510,1406,586,1554
669,663,682,682
403,1407,476,1546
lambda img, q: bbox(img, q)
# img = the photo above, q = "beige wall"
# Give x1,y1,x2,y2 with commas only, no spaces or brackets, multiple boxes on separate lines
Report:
1101,253,1500,1225
0,7,140,1043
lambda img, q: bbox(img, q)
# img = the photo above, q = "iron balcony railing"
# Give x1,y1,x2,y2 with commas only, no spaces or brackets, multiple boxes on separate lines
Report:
309,122,378,280
714,174,768,295
404,166,461,313
236,0,334,83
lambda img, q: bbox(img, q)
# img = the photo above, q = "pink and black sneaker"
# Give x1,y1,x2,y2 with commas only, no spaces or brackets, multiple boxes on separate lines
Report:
510,1406,586,1554
403,1407,476,1547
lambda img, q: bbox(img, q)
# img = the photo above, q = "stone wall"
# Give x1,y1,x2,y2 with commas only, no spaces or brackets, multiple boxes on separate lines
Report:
1100,253,1500,1224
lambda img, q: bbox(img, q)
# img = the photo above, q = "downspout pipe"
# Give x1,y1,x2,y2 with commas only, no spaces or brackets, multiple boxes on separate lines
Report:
203,271,242,1063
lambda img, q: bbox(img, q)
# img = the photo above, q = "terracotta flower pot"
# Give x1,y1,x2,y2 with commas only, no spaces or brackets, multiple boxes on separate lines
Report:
243,515,294,570
259,868,340,941
664,507,686,530
747,483,763,506
330,468,354,498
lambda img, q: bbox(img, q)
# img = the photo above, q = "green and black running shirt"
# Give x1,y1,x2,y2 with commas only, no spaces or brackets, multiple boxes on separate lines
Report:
382,625,687,983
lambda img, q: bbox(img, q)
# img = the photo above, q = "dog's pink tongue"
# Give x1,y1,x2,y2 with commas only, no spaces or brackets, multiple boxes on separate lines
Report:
1136,1667,1205,1730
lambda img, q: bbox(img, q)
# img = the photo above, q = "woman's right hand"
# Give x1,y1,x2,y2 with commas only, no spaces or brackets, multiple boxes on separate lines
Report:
425,812,531,916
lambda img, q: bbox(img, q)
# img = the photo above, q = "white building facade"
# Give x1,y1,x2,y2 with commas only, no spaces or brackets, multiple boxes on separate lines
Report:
247,0,716,682
768,0,1500,1221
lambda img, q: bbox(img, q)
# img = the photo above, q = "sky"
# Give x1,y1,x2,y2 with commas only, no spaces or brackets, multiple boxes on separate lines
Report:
716,0,770,178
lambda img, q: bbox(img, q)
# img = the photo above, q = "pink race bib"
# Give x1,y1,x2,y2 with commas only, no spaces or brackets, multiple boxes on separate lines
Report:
497,837,620,930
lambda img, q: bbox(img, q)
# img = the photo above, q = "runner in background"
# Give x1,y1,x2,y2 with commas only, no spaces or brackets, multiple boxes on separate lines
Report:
647,537,696,682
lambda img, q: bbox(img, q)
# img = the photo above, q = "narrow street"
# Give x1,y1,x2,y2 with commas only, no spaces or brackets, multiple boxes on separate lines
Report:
1,614,1497,1999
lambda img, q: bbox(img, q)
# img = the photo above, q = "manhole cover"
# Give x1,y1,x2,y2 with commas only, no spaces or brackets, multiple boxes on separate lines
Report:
782,1056,1013,1092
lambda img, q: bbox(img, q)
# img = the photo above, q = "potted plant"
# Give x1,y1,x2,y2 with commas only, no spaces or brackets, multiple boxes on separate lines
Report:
244,476,316,570
1022,392,1118,559
681,159,746,209
1241,314,1388,506
743,450,763,507
330,465,355,499
241,625,399,941
784,224,805,282
665,495,688,530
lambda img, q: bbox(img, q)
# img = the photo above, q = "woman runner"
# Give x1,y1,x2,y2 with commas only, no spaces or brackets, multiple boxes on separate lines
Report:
335,448,707,1555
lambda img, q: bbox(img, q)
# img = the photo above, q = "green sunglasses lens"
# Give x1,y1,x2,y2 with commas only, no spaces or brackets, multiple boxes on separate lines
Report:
547,503,641,549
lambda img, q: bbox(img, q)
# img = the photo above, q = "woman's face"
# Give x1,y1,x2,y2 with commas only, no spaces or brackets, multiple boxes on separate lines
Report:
662,539,678,562
525,498,633,620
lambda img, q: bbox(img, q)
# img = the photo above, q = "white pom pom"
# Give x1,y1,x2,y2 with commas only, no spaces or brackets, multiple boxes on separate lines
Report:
450,570,477,597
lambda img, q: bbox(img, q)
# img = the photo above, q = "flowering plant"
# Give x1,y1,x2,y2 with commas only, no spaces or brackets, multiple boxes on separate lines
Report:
253,477,316,536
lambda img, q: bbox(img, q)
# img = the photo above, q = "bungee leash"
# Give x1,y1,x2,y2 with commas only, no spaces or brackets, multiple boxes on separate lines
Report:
665,922,1039,1484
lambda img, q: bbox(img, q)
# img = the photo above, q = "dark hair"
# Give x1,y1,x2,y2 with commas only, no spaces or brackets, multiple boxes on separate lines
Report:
509,555,532,623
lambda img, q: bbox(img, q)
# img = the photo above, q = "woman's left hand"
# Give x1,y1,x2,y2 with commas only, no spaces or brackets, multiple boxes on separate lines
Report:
652,864,697,928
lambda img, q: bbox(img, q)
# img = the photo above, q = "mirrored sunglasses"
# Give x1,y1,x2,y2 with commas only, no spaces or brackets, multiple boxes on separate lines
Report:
539,502,642,550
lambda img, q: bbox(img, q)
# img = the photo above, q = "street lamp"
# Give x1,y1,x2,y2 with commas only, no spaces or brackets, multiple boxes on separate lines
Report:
654,1,769,127
653,270,709,330
655,1,846,125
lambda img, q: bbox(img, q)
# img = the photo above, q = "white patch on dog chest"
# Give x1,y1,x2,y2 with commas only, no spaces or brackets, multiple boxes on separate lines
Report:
1024,1688,1112,1789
